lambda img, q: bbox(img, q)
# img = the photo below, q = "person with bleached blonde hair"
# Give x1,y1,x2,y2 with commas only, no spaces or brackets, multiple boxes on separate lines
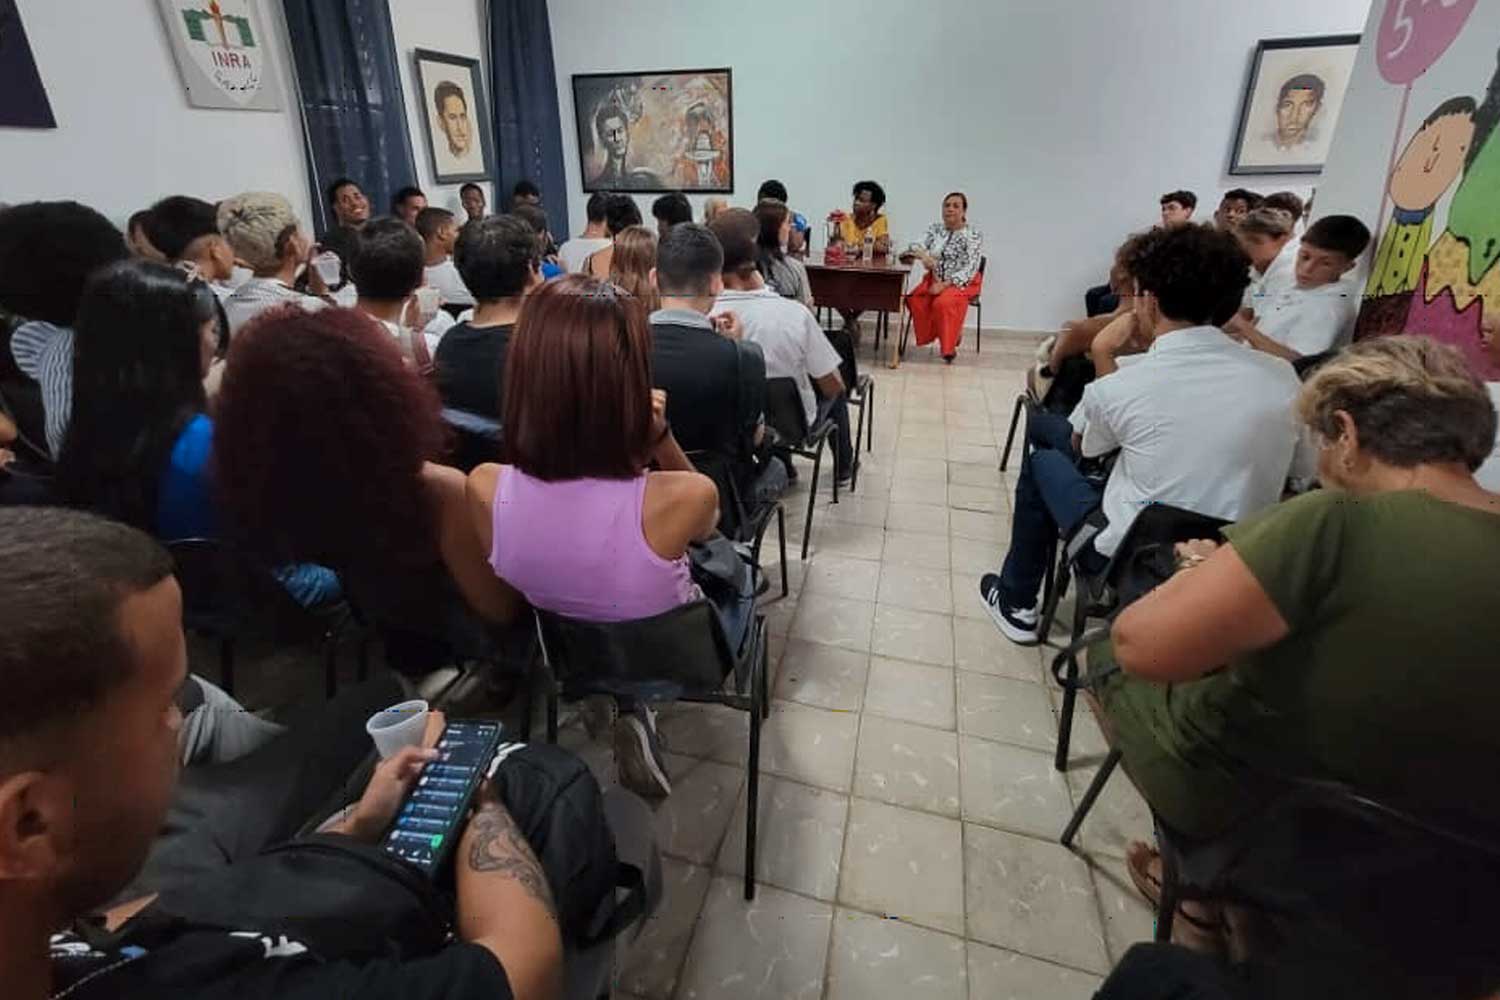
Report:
217,191,327,335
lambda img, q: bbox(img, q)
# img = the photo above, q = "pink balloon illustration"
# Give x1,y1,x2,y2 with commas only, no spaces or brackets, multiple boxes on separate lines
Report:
1377,0,1478,84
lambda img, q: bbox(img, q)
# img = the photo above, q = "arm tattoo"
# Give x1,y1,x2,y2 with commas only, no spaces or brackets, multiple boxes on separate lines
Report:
466,802,559,921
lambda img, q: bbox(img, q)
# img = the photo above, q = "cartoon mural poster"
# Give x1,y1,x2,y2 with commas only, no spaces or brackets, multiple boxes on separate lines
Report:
1354,0,1500,380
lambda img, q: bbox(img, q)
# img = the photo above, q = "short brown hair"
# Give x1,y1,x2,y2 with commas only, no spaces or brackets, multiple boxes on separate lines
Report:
1262,191,1304,223
1299,336,1497,471
501,275,654,480
708,208,758,276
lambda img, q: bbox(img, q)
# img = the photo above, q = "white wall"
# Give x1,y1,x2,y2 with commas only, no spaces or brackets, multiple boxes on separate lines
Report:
1,0,310,225
548,0,1371,331
0,0,490,229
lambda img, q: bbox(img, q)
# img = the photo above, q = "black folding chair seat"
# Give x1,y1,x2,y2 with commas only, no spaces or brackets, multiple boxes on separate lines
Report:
764,376,838,559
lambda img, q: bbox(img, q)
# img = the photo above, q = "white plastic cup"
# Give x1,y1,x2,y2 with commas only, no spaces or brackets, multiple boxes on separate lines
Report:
312,251,342,286
414,285,441,320
365,699,429,758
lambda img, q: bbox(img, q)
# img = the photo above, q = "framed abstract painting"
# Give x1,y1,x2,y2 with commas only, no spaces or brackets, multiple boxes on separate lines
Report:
573,68,733,193
1230,35,1361,175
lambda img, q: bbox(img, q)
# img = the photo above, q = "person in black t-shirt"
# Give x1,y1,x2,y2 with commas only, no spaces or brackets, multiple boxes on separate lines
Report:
647,223,766,479
435,215,542,419
0,508,561,1000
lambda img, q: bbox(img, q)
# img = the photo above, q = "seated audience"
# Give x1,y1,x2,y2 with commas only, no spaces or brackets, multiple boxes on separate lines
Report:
609,224,660,312
651,192,693,240
757,178,809,253
649,223,767,482
1213,187,1262,231
318,177,371,286
1236,205,1299,314
511,202,564,278
142,196,238,296
559,191,611,272
702,196,730,224
417,206,475,307
1095,338,1500,964
510,178,542,209
904,192,985,361
583,193,643,278
754,199,813,307
55,260,219,539
980,224,1304,644
1226,215,1370,361
435,215,542,419
460,181,487,223
468,275,749,798
216,307,521,657
1263,189,1306,230
55,260,338,608
391,184,427,225
217,191,328,335
1480,313,1500,490
709,209,853,482
0,200,130,458
126,208,166,261
835,180,891,333
3,508,564,999
1159,189,1197,227
351,217,455,365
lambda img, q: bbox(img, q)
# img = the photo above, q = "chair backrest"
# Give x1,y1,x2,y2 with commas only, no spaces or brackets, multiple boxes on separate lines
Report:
1293,348,1338,380
441,407,503,473
533,601,736,696
1103,503,1231,608
763,377,809,446
1175,780,1500,994
686,448,748,539
167,538,331,643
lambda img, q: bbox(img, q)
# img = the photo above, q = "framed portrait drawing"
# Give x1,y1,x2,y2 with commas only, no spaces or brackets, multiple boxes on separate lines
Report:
572,68,733,193
413,48,494,184
1230,35,1361,175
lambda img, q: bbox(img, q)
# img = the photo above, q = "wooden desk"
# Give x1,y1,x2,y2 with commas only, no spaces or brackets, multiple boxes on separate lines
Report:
804,252,912,368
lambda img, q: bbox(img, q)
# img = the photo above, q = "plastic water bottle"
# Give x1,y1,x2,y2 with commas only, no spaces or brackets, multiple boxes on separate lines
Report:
863,230,875,262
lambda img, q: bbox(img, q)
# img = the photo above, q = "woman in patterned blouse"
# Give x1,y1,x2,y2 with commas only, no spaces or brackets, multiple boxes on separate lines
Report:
902,192,984,361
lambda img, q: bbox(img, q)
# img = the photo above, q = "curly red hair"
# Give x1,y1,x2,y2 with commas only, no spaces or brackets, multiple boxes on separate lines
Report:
213,305,445,572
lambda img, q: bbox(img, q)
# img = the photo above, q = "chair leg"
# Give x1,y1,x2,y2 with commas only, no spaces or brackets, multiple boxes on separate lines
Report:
219,637,236,698
898,308,911,358
999,395,1025,471
975,302,982,353
1054,646,1079,772
759,621,771,720
323,635,338,700
1061,747,1121,848
745,678,763,901
1156,837,1180,942
776,505,789,597
848,401,864,494
1037,548,1071,644
800,453,819,561
866,380,875,452
828,435,840,504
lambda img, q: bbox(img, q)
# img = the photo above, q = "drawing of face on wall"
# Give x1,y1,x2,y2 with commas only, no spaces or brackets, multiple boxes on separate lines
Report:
434,81,471,158
1274,73,1326,148
574,70,734,193
676,101,727,188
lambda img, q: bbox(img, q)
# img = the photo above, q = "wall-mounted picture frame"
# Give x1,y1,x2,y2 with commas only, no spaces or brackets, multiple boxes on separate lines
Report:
573,68,734,193
413,48,494,185
156,0,284,112
1230,34,1361,176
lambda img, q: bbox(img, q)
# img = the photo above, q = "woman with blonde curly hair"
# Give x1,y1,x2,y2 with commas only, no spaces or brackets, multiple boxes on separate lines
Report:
1085,336,1500,948
608,224,659,312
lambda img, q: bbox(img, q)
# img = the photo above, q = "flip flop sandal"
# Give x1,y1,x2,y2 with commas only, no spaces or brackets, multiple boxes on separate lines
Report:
1125,841,1227,940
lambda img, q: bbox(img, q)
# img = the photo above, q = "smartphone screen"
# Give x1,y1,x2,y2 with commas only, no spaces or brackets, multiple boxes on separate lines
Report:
381,719,502,876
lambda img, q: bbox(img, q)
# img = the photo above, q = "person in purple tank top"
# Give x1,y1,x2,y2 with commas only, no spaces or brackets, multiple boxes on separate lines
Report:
468,275,728,799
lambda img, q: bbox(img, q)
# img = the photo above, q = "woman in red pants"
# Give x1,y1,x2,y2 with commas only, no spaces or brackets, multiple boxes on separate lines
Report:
902,192,985,362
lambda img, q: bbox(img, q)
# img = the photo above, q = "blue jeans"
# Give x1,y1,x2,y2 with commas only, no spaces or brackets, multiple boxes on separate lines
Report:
996,411,1104,608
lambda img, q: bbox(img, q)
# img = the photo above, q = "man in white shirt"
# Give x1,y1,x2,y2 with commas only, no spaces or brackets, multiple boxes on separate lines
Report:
1236,205,1299,315
417,206,474,307
1226,215,1371,361
350,218,455,364
557,192,612,273
707,209,853,481
217,192,328,336
981,225,1304,644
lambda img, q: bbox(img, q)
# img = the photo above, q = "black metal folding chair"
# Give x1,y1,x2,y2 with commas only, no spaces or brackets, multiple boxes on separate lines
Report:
686,448,789,599
764,376,838,559
529,601,769,899
440,406,503,474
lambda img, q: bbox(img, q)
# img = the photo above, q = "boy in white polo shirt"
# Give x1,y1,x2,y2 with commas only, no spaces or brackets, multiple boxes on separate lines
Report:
1226,215,1371,362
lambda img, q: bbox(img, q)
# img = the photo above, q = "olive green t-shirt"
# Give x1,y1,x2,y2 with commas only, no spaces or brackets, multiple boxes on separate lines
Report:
1105,488,1500,836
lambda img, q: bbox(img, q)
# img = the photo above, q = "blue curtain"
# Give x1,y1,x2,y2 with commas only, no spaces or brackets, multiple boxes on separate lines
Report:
486,0,569,235
282,0,416,236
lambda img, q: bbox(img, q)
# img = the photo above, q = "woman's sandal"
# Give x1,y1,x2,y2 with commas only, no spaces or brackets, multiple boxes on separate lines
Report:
1125,841,1228,955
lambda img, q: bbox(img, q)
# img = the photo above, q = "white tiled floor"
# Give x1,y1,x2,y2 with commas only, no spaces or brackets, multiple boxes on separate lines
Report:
587,334,1160,999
